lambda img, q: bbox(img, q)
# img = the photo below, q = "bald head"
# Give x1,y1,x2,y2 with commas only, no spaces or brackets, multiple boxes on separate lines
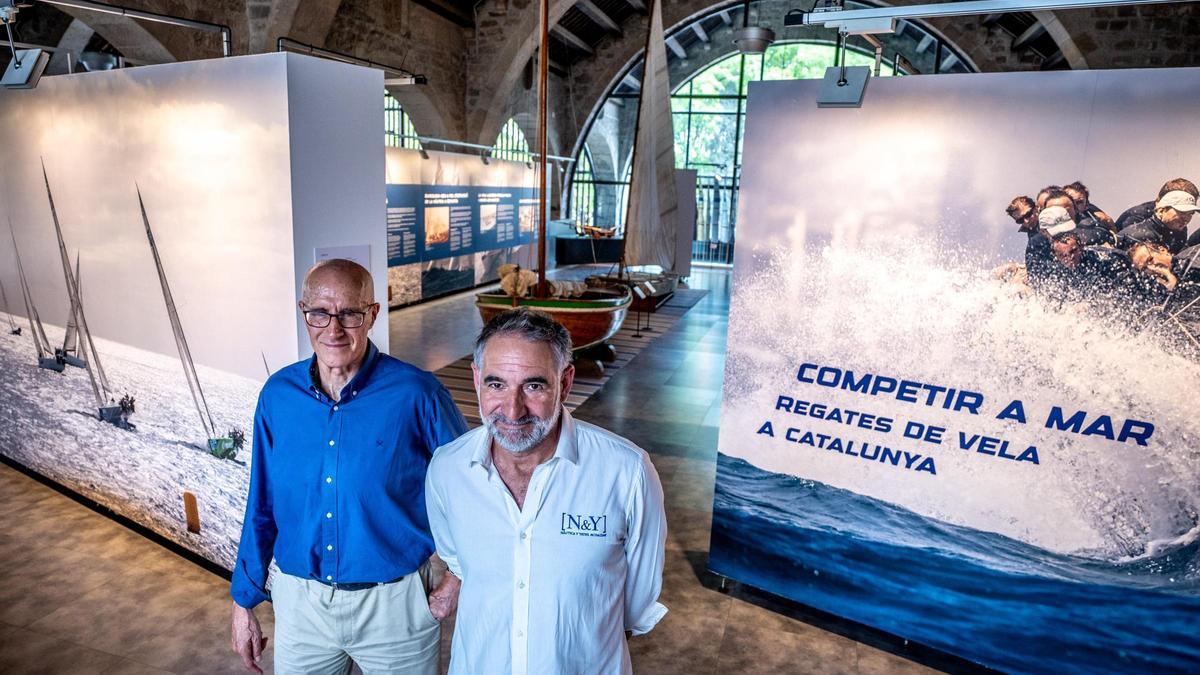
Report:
302,259,374,306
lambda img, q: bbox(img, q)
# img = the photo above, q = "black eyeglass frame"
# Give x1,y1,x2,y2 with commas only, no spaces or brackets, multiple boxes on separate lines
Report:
301,304,380,329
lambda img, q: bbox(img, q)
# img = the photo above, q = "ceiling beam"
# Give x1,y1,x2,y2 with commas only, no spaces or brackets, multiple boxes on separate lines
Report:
692,23,709,43
620,0,646,14
551,25,595,55
576,0,621,33
621,72,641,90
665,35,686,59
1012,21,1047,50
718,10,733,26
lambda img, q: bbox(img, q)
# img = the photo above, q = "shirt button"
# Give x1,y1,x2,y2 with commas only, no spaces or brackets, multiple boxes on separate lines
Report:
326,512,333,519
517,581,525,589
328,440,335,446
519,532,527,540
516,630,524,638
327,544,333,551
352,391,358,396
333,405,339,412
326,575,333,581
325,476,332,484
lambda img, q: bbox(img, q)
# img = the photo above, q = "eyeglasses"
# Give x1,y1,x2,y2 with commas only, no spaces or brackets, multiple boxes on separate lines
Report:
1017,210,1036,224
302,305,377,329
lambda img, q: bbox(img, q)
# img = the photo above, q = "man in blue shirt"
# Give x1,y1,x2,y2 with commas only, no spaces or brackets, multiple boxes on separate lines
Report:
230,259,467,674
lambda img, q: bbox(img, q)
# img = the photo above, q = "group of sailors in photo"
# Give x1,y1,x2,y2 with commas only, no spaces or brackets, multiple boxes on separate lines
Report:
1000,178,1200,353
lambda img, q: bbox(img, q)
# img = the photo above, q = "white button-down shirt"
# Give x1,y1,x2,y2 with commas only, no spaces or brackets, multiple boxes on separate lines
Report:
426,408,668,675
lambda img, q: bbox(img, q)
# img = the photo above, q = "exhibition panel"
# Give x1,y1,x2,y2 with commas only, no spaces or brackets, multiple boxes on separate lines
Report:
711,67,1200,672
0,52,385,571
384,147,543,306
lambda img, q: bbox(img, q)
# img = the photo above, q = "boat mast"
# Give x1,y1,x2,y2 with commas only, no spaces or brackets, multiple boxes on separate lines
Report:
617,0,658,281
534,0,550,299
10,226,51,358
41,162,108,405
137,188,217,440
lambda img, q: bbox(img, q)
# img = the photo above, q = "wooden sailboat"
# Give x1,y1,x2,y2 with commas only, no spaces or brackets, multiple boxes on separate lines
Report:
56,254,87,368
475,0,630,353
587,0,684,311
0,278,20,335
137,188,241,460
42,162,134,430
9,224,63,372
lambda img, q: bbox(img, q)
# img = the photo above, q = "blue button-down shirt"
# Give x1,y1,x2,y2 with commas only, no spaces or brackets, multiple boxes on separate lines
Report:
231,342,467,608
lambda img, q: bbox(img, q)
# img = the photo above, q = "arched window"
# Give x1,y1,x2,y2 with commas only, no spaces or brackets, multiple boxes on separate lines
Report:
570,6,973,264
384,91,422,149
493,118,532,163
569,147,596,228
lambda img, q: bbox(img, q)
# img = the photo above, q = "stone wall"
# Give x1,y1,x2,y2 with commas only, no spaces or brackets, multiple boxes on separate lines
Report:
10,0,1200,154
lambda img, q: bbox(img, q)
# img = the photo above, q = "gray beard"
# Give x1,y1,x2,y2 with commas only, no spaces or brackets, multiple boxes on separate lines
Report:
481,406,561,454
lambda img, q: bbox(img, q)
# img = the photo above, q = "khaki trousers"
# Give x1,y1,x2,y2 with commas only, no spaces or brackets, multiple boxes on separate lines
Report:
271,567,440,675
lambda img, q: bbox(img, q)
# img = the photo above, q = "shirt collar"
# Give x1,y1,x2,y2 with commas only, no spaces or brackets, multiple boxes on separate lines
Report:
307,341,382,400
470,406,580,468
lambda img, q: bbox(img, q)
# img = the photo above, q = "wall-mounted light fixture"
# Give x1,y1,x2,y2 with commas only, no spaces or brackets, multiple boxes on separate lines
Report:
786,0,1186,107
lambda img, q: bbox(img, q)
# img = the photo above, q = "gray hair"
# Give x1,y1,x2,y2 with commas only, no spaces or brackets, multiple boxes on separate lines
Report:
473,308,572,372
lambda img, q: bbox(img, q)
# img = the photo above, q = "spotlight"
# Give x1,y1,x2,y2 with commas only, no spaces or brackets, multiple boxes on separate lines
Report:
1,1,48,90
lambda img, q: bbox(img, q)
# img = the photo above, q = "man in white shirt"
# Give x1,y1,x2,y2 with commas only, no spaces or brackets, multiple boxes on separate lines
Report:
425,308,668,675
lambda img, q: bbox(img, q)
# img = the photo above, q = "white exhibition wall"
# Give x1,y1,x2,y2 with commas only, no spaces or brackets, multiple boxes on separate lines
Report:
0,51,386,380
712,68,1200,672
0,52,385,570
288,55,388,360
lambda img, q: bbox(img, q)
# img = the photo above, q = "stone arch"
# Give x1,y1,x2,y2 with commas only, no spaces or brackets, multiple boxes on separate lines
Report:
51,8,177,64
468,0,581,146
388,85,451,139
258,0,346,55
1032,10,1089,70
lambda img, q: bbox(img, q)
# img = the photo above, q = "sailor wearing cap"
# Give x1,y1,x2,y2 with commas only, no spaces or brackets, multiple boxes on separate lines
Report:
1118,190,1200,254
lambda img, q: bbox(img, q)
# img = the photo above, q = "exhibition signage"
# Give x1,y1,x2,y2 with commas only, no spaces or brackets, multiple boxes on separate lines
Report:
712,68,1200,672
383,147,544,305
385,184,537,266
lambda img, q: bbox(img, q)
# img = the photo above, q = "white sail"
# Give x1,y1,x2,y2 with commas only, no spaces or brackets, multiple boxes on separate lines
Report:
62,255,79,355
138,188,218,441
43,163,108,405
622,0,680,272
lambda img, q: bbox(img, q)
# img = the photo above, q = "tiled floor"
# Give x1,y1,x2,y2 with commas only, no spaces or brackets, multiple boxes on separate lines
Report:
0,266,942,674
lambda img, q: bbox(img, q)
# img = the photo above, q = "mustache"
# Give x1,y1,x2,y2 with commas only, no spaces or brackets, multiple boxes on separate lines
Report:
488,412,538,426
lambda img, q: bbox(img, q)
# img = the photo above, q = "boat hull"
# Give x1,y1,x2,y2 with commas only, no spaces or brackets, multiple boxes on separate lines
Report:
476,288,631,352
587,271,680,312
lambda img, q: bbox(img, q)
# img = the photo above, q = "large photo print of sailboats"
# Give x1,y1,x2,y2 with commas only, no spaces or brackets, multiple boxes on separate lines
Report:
1,162,259,569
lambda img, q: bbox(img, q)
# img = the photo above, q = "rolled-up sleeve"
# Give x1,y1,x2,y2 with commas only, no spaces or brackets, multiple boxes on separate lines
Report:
623,451,668,635
230,396,276,609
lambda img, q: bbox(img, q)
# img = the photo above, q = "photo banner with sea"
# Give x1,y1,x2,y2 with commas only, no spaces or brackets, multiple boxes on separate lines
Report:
712,68,1200,673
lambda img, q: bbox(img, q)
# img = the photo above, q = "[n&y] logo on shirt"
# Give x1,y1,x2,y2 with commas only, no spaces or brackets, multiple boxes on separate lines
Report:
561,513,607,537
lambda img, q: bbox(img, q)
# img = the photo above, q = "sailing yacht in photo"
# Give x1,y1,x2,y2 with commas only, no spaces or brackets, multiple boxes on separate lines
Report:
42,162,135,429
136,187,242,460
55,254,87,369
9,223,63,373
